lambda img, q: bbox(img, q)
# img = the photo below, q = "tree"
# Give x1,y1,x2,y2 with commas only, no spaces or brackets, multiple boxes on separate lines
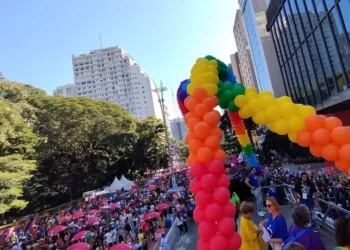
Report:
177,143,189,161
218,110,241,154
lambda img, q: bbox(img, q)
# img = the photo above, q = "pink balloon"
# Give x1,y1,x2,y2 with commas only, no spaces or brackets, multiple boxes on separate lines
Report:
193,206,206,223
213,187,230,205
205,202,223,222
210,234,229,250
196,190,213,208
201,173,218,191
223,202,237,217
228,232,242,250
197,238,210,250
189,178,201,194
218,217,236,236
191,162,208,179
218,174,230,188
198,220,217,241
207,160,224,176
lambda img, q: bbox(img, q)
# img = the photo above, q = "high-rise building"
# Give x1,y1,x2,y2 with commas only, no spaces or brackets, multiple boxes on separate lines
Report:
53,84,76,97
266,0,350,124
170,118,188,142
238,0,285,97
233,10,258,89
230,53,243,83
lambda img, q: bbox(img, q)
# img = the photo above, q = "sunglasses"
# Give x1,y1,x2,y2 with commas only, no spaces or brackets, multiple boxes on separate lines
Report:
266,204,273,208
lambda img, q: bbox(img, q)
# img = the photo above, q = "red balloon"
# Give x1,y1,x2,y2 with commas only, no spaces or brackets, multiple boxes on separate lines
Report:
213,187,231,205
228,232,242,250
196,190,213,207
205,202,223,221
198,220,217,241
189,179,201,194
201,173,218,191
218,217,236,236
210,234,229,250
193,206,206,223
312,128,331,145
218,174,230,188
191,162,208,179
223,202,237,217
197,238,210,250
207,160,225,176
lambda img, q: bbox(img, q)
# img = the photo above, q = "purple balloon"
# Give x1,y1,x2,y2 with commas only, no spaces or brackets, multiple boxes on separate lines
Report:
178,91,187,102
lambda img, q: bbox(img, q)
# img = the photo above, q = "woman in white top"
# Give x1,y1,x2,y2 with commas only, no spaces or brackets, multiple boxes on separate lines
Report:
160,233,170,250
174,212,184,235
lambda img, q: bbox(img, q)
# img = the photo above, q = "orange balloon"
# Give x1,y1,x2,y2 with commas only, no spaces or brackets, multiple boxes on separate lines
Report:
184,112,196,123
213,149,226,162
185,97,199,112
187,154,197,167
197,147,214,163
194,122,210,139
194,103,210,118
209,127,223,140
335,160,349,172
202,96,218,109
331,127,350,146
204,136,221,151
193,88,208,101
305,115,324,132
185,131,196,144
312,128,331,145
203,111,221,127
187,117,201,131
339,144,350,163
321,143,339,161
296,130,312,147
309,144,323,157
189,138,204,154
324,117,342,131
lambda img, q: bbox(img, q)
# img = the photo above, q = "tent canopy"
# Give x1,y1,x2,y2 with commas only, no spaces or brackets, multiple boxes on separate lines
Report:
107,177,125,191
120,175,134,189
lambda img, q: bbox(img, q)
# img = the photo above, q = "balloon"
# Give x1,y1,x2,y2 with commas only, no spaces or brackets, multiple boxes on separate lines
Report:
309,144,323,157
258,90,273,98
266,107,281,122
218,174,230,188
187,154,197,167
222,81,233,91
245,92,258,102
213,149,226,162
335,160,349,172
213,187,231,205
287,116,305,132
203,111,221,128
189,138,204,154
261,96,277,110
339,144,350,163
205,202,223,221
204,84,219,96
196,190,213,207
277,96,292,105
305,115,324,131
193,88,208,101
197,147,214,163
193,206,206,223
184,112,196,123
195,103,210,118
219,98,229,109
252,111,268,125
209,127,223,140
281,103,298,119
312,128,331,145
234,95,246,108
197,239,210,250
194,122,210,139
207,160,225,176
232,84,245,97
223,202,236,217
204,136,221,151
184,97,199,112
189,179,201,194
185,131,196,143
238,106,252,119
324,117,342,131
296,130,312,147
288,132,298,143
218,217,236,236
228,233,242,250
331,127,350,146
228,100,239,112
198,220,217,241
321,143,339,161
244,87,257,95
202,96,218,109
210,234,229,250
274,119,288,135
201,173,218,191
187,117,201,131
298,105,316,118
248,99,263,114
191,162,208,179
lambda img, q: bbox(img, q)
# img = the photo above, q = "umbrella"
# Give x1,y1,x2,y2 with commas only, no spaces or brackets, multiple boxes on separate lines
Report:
48,225,67,235
86,209,100,215
71,211,85,220
110,244,132,250
110,203,119,209
156,203,169,211
59,215,72,223
113,196,127,202
71,230,90,242
166,187,183,193
147,185,156,191
67,243,90,250
143,212,160,220
86,217,99,224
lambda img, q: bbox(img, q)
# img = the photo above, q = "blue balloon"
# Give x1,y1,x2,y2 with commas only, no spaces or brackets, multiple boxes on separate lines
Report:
224,64,237,84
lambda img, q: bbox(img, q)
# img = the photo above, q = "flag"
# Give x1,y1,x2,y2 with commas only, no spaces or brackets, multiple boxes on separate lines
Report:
24,219,34,234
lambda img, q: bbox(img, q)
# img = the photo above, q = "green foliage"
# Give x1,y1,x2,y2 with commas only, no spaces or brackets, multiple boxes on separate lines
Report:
177,143,189,160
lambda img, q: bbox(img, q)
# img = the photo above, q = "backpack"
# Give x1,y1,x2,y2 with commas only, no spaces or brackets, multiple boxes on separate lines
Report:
281,225,311,249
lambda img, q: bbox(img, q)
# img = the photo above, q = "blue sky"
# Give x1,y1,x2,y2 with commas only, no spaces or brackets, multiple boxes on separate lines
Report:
0,0,239,118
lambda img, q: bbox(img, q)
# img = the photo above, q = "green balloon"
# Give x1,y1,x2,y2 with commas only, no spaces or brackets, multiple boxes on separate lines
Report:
219,98,229,109
217,81,225,89
228,100,239,112
232,84,246,97
216,87,224,98
222,81,233,91
222,90,233,103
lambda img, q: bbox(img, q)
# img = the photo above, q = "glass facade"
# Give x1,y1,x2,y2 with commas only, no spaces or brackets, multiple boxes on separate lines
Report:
268,0,350,106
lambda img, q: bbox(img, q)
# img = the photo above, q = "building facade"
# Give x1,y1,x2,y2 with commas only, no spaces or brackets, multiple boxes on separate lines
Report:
170,118,188,142
230,53,243,83
266,0,350,124
238,0,285,97
53,84,76,97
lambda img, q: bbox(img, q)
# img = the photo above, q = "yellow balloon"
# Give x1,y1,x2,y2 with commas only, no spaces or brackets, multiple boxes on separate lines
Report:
245,92,258,102
269,122,276,133
239,106,253,119
234,95,247,108
258,90,273,98
196,58,207,64
266,106,282,122
253,111,268,125
288,132,298,142
276,96,292,106
204,84,218,96
261,96,277,110
287,116,305,133
298,105,316,118
245,87,258,95
281,103,298,119
249,99,263,114
208,60,218,67
274,119,288,135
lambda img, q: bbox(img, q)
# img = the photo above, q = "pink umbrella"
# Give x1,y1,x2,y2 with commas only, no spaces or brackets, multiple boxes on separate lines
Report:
110,203,118,209
71,211,85,220
59,215,72,223
67,243,90,250
143,212,160,220
48,225,67,235
156,203,169,211
110,244,132,250
86,210,100,215
86,217,99,224
147,185,156,191
71,230,90,242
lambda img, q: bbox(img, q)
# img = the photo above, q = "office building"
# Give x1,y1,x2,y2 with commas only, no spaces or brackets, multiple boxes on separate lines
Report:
266,0,350,124
238,0,285,97
53,84,76,97
233,10,258,89
230,53,243,83
170,118,188,142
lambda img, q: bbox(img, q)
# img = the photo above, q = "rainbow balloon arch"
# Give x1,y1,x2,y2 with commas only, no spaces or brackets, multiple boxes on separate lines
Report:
176,55,350,250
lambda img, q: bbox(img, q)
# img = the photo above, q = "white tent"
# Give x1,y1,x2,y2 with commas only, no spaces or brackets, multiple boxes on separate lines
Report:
120,175,135,190
108,177,125,191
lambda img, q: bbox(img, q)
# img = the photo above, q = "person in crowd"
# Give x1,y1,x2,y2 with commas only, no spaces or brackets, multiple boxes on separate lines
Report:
174,212,184,235
160,233,170,250
246,167,265,217
283,242,307,250
239,201,265,250
259,197,288,250
284,205,326,250
334,217,350,250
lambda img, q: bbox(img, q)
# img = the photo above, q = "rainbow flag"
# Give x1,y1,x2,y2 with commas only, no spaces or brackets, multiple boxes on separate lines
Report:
5,226,15,241
174,191,182,199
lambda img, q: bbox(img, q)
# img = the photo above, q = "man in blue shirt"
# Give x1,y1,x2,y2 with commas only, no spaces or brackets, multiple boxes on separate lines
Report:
245,167,265,217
